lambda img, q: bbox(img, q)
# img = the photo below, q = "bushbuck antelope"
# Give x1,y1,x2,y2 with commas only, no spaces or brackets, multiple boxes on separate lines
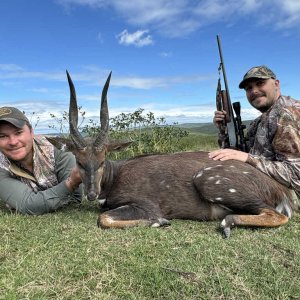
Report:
47,71,299,238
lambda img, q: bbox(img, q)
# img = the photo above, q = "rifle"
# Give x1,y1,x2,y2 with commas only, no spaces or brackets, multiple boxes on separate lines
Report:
216,35,248,152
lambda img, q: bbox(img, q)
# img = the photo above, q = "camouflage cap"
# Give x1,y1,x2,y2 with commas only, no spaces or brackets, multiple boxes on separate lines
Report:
0,107,30,128
239,65,276,89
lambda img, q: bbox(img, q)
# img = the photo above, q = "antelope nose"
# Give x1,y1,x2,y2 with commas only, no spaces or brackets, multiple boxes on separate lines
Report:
87,191,97,201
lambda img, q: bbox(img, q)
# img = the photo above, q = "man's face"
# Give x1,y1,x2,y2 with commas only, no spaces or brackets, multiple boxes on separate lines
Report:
244,78,280,112
0,122,34,162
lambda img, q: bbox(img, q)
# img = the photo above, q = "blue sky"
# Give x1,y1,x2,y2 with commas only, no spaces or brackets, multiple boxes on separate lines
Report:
1,0,300,133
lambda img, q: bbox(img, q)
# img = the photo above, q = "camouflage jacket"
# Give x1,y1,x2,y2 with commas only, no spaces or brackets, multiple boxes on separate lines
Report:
0,135,58,192
0,136,82,214
246,95,300,197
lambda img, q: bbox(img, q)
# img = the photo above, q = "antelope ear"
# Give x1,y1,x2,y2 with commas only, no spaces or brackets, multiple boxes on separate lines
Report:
107,140,133,152
46,136,76,152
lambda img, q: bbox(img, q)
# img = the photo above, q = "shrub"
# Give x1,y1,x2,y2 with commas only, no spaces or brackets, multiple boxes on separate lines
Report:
49,108,190,159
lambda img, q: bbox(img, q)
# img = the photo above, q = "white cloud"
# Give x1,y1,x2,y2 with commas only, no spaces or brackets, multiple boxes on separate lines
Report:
0,67,65,81
96,32,104,43
272,0,300,29
0,65,111,86
56,0,300,37
28,88,52,94
117,29,154,47
0,64,24,71
0,64,213,90
112,73,214,89
193,0,259,21
56,0,106,9
159,52,172,58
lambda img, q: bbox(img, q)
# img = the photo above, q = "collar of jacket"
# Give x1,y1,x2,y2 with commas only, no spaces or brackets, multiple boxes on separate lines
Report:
9,163,36,182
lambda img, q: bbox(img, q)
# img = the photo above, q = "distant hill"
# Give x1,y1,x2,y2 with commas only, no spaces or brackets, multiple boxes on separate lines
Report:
177,123,218,135
176,120,253,135
43,121,253,137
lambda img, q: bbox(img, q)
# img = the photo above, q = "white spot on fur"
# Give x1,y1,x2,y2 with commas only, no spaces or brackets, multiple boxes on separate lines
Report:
229,165,236,168
98,199,106,207
208,176,215,180
215,197,223,201
229,188,236,193
243,171,250,174
215,175,221,178
195,171,203,178
166,185,170,189
215,180,221,184
221,219,226,226
221,177,230,181
208,165,223,169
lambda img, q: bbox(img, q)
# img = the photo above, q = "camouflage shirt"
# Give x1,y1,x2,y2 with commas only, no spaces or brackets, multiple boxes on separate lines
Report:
246,95,300,197
0,135,58,192
0,136,82,214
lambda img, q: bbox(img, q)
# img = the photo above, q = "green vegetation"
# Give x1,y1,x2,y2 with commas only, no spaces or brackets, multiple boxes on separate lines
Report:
48,107,219,158
1,202,300,299
1,110,299,299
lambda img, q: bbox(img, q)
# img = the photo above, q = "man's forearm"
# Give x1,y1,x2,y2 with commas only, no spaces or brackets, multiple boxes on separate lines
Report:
247,154,300,194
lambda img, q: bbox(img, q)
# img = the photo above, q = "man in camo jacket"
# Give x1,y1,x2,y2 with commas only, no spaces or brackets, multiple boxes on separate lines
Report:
211,65,300,199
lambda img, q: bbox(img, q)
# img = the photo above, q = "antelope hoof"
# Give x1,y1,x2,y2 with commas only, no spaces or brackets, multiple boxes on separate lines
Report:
222,227,231,239
220,217,233,239
150,218,171,228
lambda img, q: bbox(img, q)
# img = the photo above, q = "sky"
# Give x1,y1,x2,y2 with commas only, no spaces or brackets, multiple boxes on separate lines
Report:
1,0,300,134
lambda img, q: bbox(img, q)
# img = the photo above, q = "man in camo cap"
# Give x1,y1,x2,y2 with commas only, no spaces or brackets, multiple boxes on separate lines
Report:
0,106,82,214
238,65,276,88
211,65,300,211
237,65,280,113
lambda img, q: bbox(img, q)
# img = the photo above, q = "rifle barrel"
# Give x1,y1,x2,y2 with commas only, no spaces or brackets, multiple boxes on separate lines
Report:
217,35,230,101
216,35,249,152
216,34,239,148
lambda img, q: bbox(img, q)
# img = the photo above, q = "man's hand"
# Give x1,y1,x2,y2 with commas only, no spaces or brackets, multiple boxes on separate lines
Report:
209,148,249,162
65,166,82,191
213,109,227,128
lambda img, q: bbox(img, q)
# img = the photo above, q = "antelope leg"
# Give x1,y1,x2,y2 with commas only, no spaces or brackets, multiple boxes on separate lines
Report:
220,208,289,238
97,204,170,229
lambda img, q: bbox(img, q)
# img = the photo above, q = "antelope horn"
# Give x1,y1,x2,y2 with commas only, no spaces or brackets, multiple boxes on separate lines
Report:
66,70,86,149
94,72,112,148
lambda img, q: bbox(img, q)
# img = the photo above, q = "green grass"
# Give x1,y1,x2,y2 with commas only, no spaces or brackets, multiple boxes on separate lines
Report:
1,202,300,300
180,133,219,151
1,131,300,299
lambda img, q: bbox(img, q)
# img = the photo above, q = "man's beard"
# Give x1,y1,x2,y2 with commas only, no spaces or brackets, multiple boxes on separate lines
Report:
250,94,272,113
